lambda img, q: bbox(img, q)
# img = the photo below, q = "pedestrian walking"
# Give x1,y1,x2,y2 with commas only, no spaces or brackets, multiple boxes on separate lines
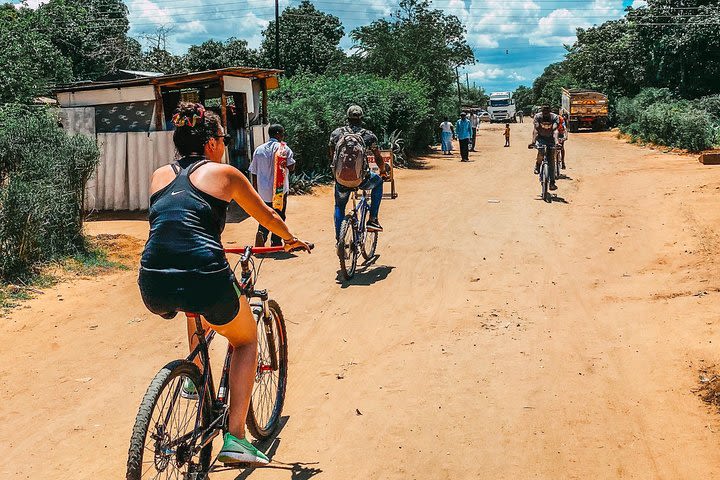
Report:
249,124,296,247
455,112,472,162
504,123,511,147
470,110,480,151
439,117,455,155
518,111,524,123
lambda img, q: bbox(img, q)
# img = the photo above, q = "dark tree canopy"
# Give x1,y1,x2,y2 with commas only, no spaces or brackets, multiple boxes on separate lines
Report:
184,38,260,72
260,0,344,76
0,4,72,103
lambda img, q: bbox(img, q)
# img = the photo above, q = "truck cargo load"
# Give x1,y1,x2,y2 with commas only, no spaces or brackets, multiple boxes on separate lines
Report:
561,88,609,132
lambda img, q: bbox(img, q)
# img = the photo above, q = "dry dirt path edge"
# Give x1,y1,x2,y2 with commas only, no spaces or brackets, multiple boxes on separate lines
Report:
1,123,720,479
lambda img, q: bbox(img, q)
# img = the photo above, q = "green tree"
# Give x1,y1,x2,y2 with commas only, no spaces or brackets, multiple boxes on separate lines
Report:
565,18,649,100
260,0,344,75
513,85,534,114
351,0,474,105
630,0,720,97
35,0,133,80
0,4,72,104
532,62,578,107
184,38,260,72
461,84,489,109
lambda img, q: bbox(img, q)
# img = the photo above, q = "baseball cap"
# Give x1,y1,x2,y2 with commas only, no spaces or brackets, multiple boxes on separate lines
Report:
347,105,364,119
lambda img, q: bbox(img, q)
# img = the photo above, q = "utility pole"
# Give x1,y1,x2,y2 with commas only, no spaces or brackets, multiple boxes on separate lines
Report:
275,0,280,69
456,66,462,112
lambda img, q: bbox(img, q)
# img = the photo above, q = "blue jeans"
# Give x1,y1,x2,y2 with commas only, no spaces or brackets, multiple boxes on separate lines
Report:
334,172,383,239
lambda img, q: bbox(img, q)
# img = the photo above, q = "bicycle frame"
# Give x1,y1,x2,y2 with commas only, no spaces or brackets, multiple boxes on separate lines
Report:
172,245,286,461
350,190,371,246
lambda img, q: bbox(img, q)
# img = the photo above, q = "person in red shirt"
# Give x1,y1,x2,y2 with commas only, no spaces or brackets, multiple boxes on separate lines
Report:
557,112,568,169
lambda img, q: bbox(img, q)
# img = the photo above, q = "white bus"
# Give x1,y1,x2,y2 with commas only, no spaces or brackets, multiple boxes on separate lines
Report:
487,92,516,123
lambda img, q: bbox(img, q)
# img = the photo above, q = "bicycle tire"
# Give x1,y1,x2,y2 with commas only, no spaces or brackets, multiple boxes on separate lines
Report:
127,360,212,480
337,216,358,279
541,163,550,202
361,229,378,260
554,150,561,180
247,299,288,440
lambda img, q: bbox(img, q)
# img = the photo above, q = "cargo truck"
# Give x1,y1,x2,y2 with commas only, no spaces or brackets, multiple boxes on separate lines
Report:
488,92,516,123
561,88,609,132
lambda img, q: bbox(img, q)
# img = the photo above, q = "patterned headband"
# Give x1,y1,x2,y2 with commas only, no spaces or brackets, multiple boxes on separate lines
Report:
172,103,206,128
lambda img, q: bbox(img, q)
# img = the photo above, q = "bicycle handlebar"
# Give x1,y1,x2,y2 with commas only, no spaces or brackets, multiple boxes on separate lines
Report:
224,243,315,256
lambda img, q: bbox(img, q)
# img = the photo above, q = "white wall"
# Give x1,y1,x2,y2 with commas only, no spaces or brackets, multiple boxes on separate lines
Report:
57,86,156,108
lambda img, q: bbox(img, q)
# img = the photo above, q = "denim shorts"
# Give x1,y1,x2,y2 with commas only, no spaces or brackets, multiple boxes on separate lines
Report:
138,266,240,326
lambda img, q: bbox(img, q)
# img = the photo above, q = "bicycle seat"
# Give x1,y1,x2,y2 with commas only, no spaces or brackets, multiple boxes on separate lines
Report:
162,310,201,320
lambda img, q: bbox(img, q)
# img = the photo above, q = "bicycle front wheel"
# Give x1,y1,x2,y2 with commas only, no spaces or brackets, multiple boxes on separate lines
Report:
247,299,288,440
126,360,212,480
541,163,550,202
337,216,358,279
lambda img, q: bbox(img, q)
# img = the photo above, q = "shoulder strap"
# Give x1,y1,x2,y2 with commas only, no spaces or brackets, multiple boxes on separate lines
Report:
171,162,181,175
187,159,210,175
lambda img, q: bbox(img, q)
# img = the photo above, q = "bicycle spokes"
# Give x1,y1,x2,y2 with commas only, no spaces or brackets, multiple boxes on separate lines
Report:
143,376,202,479
253,316,281,431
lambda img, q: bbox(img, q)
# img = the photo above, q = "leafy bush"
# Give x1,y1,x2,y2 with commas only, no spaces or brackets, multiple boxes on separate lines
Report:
617,89,719,152
0,105,100,280
268,74,432,173
695,95,720,122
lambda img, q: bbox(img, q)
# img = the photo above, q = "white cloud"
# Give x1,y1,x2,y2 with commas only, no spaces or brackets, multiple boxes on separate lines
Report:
128,0,173,27
467,64,506,81
632,0,647,8
13,0,46,9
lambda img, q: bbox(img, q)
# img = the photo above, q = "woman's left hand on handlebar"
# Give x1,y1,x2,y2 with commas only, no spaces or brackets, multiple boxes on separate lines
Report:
283,237,312,253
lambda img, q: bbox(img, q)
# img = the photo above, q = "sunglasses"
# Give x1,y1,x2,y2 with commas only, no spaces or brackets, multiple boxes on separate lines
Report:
214,134,232,146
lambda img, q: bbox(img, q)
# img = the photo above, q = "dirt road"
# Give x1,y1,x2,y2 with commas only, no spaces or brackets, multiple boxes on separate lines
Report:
2,122,720,479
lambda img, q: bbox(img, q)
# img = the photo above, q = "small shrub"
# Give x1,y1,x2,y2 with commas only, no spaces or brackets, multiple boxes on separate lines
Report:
617,89,718,151
0,105,100,281
269,74,432,173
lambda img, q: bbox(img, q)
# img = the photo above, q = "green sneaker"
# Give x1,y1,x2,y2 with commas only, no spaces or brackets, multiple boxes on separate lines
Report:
217,433,270,466
180,378,198,400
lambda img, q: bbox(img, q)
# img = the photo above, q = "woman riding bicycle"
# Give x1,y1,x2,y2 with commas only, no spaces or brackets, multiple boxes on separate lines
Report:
138,102,309,465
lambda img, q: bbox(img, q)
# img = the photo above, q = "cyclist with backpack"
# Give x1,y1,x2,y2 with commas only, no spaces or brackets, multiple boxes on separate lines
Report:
329,105,388,240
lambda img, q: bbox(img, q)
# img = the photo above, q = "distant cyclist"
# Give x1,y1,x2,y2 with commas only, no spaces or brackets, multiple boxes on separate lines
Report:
138,102,309,466
328,105,388,241
558,112,568,169
530,105,560,191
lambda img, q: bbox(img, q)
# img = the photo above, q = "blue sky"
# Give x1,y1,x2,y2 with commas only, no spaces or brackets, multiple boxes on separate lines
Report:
15,0,646,91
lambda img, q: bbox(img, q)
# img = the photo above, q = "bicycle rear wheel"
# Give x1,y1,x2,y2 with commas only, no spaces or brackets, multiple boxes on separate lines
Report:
337,216,358,279
361,228,378,260
126,360,212,480
247,299,288,441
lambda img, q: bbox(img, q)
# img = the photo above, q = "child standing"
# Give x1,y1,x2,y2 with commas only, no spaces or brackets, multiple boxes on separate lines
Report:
504,123,511,147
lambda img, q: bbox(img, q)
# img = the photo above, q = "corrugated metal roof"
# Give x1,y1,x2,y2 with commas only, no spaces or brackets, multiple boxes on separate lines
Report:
54,66,283,93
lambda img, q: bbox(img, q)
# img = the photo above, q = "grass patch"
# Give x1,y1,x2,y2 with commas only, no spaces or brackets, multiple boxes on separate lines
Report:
0,234,143,314
63,247,130,276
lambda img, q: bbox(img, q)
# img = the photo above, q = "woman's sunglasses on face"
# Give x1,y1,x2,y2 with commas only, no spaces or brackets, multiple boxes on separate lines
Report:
214,134,232,146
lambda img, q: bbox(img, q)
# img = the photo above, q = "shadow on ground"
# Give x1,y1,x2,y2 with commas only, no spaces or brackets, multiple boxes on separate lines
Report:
336,255,395,288
209,416,323,480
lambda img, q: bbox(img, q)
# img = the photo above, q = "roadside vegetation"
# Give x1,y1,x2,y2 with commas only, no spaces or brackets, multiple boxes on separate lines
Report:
0,0,476,286
512,0,720,151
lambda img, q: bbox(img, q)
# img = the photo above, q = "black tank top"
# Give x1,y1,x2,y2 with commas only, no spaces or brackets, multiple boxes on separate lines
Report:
141,156,230,273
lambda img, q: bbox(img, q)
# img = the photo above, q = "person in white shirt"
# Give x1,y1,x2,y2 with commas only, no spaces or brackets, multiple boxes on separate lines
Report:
249,124,296,246
470,111,480,151
439,116,455,155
